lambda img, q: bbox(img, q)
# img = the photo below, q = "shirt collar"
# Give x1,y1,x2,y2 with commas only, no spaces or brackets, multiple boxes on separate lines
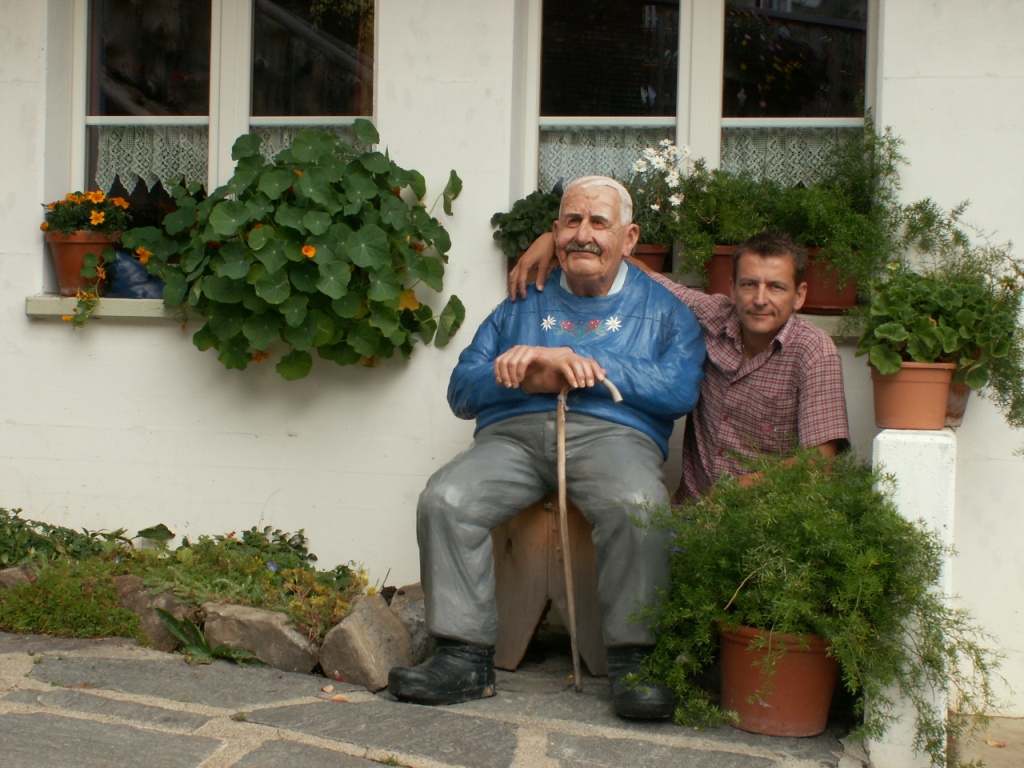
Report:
559,261,629,295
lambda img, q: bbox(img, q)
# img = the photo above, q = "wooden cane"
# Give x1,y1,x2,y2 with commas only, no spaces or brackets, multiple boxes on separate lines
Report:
557,378,623,693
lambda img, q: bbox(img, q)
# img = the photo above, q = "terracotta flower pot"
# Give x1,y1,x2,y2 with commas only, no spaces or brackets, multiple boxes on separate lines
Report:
44,230,116,297
871,361,957,430
945,381,972,428
799,252,857,315
633,243,670,273
720,624,839,737
704,245,735,296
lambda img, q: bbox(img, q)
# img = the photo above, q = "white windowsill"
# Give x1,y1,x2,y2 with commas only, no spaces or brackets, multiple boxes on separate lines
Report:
25,295,185,322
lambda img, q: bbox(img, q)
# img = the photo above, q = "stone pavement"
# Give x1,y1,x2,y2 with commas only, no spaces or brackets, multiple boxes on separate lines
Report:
0,629,1018,768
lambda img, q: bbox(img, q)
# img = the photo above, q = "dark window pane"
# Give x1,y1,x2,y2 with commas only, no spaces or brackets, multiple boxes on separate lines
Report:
252,0,374,116
88,0,211,117
541,1,679,117
723,1,867,118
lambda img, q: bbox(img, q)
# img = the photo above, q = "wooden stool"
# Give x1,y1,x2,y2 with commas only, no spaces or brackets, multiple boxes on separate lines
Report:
491,493,608,676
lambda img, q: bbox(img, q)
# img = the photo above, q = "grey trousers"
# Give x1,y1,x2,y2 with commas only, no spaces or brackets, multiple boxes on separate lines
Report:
417,412,671,648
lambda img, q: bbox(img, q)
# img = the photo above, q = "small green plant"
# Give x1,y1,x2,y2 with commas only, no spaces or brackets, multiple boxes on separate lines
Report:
619,140,694,248
0,507,129,566
642,450,1001,768
156,609,267,666
855,266,1018,387
490,188,561,260
121,119,465,380
0,513,368,646
41,190,132,237
0,559,142,640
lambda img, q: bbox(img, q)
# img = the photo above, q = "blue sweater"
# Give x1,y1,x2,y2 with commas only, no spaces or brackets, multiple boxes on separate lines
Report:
448,264,706,458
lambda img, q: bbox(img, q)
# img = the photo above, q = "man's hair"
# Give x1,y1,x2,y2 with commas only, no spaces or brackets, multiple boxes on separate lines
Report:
560,176,634,225
732,230,809,284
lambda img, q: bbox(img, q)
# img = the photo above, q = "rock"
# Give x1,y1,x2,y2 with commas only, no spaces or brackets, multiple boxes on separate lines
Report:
319,594,414,691
0,565,37,590
389,582,434,664
202,602,318,674
114,575,195,653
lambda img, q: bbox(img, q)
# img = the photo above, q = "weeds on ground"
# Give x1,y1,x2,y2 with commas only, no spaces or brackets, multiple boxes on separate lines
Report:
0,508,368,647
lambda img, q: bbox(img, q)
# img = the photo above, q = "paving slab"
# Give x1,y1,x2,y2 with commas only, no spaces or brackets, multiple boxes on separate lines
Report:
28,654,334,709
0,712,222,768
249,698,520,768
232,739,385,767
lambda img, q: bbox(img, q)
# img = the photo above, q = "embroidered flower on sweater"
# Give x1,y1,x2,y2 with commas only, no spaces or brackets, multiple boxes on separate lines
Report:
540,314,624,339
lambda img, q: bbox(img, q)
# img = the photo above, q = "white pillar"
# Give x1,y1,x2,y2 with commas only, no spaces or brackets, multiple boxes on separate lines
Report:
867,429,956,768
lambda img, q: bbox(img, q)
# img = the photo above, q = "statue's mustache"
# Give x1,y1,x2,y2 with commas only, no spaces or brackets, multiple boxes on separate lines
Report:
565,242,602,255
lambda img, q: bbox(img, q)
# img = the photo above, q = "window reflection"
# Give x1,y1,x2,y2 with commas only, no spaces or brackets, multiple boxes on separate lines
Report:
541,1,679,117
88,0,211,117
252,0,374,116
723,1,867,118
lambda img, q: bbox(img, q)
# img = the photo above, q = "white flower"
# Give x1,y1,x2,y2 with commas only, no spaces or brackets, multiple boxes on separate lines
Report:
669,193,684,207
642,147,658,161
651,155,668,171
659,138,673,148
605,316,622,332
650,203,661,212
541,315,556,330
666,170,681,189
632,159,649,173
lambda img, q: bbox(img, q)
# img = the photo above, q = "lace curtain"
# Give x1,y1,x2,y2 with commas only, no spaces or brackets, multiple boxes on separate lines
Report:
93,124,361,194
94,126,209,194
720,126,863,186
539,125,863,190
538,127,675,193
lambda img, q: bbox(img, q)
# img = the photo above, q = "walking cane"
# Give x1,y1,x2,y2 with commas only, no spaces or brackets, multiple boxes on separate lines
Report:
557,377,623,692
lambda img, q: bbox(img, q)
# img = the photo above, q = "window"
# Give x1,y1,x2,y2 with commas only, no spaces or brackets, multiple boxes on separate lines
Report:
538,1,679,192
83,0,374,229
536,0,868,190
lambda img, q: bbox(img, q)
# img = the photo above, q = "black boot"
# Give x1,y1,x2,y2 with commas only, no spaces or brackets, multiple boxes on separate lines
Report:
607,645,676,719
388,638,496,706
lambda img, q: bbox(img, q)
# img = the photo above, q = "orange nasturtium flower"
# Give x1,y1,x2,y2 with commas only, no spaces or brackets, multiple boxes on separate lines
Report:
111,196,130,210
135,247,153,265
40,222,49,232
90,210,106,227
302,244,316,259
252,351,270,363
85,190,106,204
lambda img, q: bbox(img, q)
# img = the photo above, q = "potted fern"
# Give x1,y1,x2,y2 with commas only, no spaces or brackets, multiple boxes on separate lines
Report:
641,450,999,765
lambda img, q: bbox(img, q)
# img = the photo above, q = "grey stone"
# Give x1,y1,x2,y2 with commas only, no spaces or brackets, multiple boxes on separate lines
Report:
234,739,384,767
319,593,414,691
202,601,318,674
548,731,777,767
0,564,36,589
249,698,519,768
34,688,212,732
0,713,221,768
29,654,327,709
114,574,194,652
389,581,435,663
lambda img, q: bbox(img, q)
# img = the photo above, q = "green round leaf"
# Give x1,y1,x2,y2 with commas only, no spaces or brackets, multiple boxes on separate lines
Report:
346,225,389,269
316,260,352,299
276,349,314,380
254,269,292,305
258,169,297,200
210,200,251,237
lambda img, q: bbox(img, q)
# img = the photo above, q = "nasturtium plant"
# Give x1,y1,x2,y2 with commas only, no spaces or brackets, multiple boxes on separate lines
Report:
122,119,465,380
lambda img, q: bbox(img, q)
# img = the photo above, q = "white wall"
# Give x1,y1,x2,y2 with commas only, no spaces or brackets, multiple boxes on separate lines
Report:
876,0,1024,714
2,0,1022,714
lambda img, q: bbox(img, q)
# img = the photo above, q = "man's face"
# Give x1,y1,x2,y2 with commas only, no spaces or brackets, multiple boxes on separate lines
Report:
730,252,807,343
553,183,639,297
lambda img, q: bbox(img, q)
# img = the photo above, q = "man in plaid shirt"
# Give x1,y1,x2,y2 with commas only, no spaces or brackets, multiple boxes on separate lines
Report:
511,230,849,500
